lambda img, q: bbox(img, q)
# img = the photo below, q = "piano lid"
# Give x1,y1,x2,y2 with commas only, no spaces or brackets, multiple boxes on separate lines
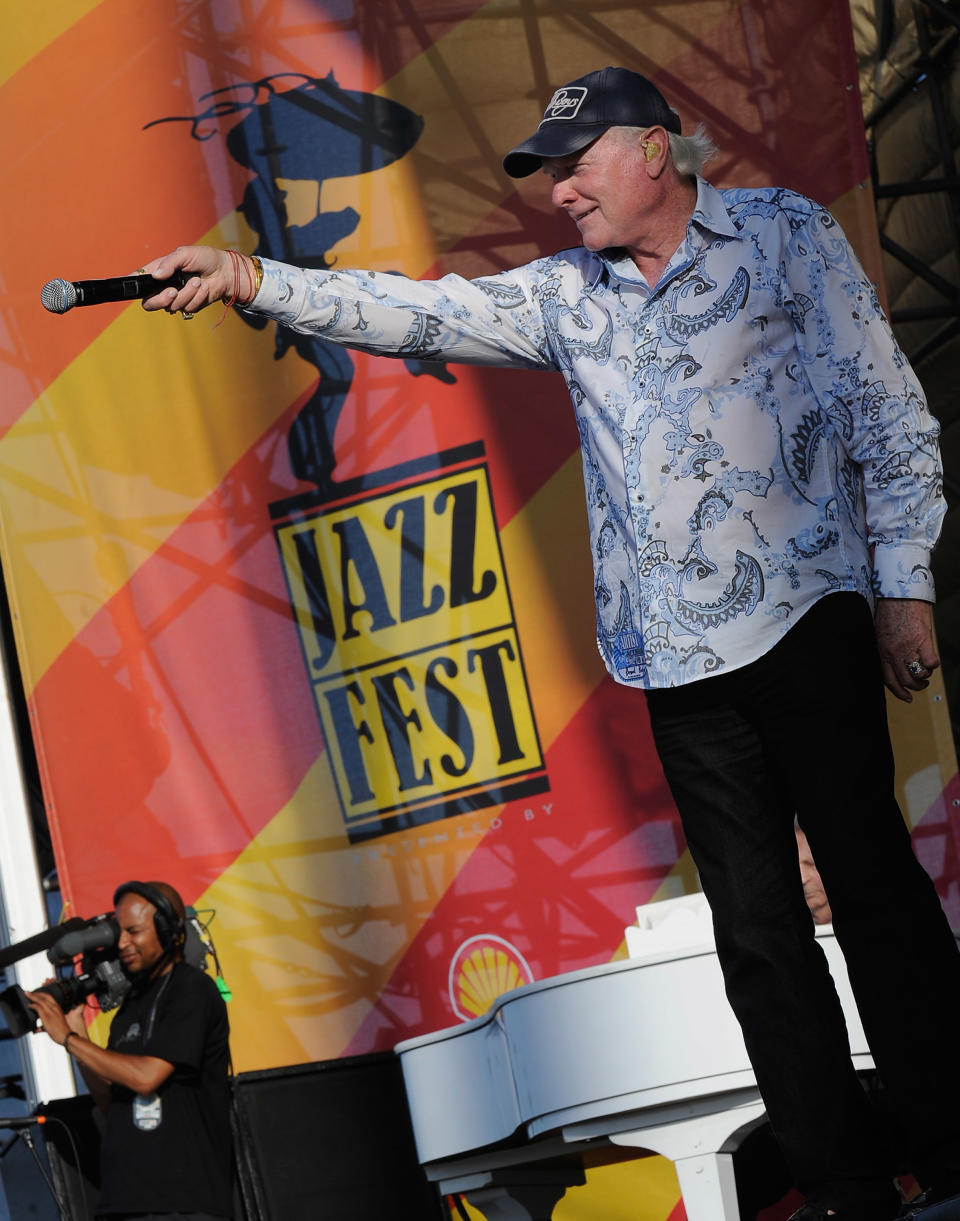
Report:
397,929,869,1166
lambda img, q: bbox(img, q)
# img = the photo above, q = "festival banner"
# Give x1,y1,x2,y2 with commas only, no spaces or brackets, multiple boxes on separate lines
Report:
2,3,957,1218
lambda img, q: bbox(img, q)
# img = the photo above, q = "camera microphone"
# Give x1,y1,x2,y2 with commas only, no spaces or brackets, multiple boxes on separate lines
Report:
0,918,87,970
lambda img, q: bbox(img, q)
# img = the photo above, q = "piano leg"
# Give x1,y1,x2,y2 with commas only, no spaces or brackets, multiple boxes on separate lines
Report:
610,1100,767,1221
673,1152,740,1221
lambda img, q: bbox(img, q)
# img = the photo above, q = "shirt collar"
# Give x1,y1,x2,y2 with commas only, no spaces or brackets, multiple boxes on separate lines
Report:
690,176,739,240
596,176,740,286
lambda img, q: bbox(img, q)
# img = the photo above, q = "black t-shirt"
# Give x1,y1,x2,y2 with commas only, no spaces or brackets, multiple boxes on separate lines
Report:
97,962,233,1218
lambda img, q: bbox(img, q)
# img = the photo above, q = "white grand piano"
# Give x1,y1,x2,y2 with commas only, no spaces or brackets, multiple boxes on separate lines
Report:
396,895,872,1221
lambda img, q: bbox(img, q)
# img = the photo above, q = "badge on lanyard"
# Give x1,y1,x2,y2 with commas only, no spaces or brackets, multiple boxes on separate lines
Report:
132,1091,162,1131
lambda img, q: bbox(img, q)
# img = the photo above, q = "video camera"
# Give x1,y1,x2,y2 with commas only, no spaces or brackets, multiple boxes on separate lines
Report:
0,906,215,1038
0,913,129,1037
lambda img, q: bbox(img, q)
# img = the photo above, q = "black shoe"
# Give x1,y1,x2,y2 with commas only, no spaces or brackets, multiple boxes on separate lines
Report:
898,1187,960,1219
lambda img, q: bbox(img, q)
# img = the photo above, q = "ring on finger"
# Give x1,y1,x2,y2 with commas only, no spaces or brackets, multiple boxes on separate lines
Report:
906,659,927,679
182,311,195,320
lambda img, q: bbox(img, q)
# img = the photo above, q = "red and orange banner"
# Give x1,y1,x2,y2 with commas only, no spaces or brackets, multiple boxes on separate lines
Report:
2,11,958,1219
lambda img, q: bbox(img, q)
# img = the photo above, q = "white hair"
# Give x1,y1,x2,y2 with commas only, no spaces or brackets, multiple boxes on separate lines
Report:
607,123,718,177
669,125,718,176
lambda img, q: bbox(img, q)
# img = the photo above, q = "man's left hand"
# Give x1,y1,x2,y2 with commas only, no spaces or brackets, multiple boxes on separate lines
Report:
874,597,940,702
24,991,70,1045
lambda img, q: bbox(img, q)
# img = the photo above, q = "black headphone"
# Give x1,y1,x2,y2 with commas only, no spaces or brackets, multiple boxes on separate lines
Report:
113,881,186,955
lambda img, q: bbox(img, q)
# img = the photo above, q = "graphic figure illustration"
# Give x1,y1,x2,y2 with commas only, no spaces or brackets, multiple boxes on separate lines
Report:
149,71,453,495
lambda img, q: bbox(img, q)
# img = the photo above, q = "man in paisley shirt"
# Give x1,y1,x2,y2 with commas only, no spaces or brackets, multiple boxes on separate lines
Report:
142,66,960,1221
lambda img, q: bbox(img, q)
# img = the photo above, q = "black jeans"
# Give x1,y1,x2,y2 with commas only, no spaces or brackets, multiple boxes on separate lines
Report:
645,593,960,1195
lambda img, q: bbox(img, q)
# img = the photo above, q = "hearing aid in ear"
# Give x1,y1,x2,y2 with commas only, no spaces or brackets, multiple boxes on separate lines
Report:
644,141,660,162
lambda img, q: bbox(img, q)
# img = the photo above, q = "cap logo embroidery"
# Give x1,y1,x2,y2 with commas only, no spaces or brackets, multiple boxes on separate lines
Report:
542,86,587,122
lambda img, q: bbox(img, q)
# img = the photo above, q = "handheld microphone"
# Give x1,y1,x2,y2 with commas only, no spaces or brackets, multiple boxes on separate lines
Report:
41,270,191,315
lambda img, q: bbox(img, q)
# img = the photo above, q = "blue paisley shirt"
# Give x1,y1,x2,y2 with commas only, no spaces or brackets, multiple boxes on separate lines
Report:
252,178,943,690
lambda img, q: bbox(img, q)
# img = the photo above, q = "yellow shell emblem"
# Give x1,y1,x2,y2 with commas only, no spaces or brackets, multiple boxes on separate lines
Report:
448,934,534,1020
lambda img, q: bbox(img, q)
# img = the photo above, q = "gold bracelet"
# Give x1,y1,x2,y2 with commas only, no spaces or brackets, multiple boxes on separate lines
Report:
249,254,263,302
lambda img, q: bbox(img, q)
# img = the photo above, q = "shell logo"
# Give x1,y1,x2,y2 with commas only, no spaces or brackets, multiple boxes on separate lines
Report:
448,934,534,1021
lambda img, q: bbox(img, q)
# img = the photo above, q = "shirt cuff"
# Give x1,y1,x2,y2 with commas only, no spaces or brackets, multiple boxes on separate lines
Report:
872,542,937,601
242,258,313,325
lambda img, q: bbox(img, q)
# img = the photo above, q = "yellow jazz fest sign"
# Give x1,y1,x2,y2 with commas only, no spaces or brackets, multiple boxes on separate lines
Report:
275,457,548,840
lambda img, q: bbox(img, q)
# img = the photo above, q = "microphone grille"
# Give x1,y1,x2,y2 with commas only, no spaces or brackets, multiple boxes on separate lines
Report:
41,278,77,314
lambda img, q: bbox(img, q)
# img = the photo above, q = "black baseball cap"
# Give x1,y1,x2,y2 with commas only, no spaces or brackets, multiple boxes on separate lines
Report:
503,66,681,178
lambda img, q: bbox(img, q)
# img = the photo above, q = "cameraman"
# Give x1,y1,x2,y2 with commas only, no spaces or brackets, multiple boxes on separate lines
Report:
27,881,233,1221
